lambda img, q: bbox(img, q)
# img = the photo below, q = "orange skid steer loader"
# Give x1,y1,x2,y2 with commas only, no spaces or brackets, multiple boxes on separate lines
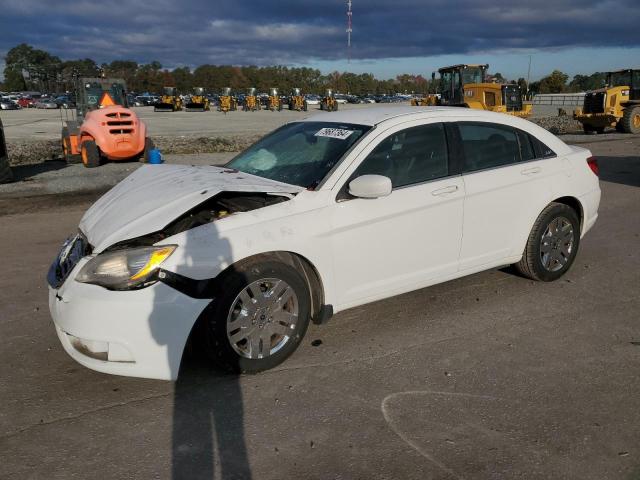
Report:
61,78,154,168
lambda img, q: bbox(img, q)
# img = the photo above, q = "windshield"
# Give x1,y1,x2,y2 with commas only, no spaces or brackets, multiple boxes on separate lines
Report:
608,72,632,87
461,67,484,84
227,121,371,189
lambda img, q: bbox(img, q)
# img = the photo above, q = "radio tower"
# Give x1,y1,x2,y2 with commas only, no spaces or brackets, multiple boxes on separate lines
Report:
346,0,353,63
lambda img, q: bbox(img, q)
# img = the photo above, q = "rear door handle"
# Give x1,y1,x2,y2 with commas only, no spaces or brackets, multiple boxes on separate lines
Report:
521,166,541,175
431,185,458,196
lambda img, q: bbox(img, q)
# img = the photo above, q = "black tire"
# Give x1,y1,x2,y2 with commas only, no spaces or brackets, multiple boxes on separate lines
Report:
80,140,101,168
61,127,70,162
582,124,595,134
615,121,625,133
197,259,311,373
277,103,283,111
303,101,308,112
621,106,640,134
515,202,581,282
141,138,155,163
288,102,293,110
320,102,325,111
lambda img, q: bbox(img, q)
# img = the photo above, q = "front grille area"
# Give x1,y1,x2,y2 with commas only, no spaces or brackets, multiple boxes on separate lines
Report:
502,85,523,112
105,112,134,135
47,233,92,289
583,92,605,114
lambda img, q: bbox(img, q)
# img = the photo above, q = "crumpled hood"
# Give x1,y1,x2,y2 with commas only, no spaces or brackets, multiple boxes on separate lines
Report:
80,164,303,252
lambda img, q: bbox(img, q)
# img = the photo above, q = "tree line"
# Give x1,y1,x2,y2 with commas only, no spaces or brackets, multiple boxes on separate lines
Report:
1,43,611,96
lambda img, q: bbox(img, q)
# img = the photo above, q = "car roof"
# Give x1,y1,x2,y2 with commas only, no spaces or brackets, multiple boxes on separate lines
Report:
300,106,571,154
301,106,516,127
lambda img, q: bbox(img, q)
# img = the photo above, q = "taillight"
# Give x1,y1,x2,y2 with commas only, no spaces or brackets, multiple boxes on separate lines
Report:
587,156,599,177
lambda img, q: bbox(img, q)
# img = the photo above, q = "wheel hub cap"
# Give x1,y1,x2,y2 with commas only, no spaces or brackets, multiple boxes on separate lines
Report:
226,278,298,359
540,216,574,272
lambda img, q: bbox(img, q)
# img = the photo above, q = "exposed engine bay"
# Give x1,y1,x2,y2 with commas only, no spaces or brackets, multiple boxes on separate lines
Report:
105,192,292,251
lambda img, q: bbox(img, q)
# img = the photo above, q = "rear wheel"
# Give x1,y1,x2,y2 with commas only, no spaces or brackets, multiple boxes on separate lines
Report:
515,203,580,282
197,259,311,373
621,106,640,134
303,101,308,112
61,127,80,164
80,140,101,168
141,138,155,163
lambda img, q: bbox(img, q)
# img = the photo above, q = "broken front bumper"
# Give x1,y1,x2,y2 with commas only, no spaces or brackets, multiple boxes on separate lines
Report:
48,265,210,380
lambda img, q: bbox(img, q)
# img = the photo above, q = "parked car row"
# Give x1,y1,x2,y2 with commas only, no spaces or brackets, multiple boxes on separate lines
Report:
0,91,76,110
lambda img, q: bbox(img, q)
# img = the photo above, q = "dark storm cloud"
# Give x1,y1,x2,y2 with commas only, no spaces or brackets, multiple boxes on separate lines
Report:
0,0,638,67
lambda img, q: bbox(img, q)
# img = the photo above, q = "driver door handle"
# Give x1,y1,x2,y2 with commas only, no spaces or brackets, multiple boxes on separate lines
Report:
431,185,458,196
521,166,541,176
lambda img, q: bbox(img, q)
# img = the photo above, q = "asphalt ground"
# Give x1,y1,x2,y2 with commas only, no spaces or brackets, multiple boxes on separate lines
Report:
0,137,639,479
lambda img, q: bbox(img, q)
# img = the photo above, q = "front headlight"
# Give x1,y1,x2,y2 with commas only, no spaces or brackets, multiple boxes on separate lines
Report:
76,245,176,290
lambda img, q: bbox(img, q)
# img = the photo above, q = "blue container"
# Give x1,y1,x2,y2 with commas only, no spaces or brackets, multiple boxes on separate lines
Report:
148,149,163,164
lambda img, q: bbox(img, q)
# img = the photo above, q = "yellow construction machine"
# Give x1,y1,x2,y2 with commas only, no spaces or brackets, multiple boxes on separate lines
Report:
288,88,308,111
154,87,182,112
320,89,338,111
421,64,532,117
410,95,438,106
242,87,260,111
185,87,210,111
574,69,640,134
218,87,238,113
267,88,283,111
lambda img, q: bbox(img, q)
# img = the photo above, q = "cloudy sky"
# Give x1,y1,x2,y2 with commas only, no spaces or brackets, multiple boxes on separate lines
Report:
0,0,639,80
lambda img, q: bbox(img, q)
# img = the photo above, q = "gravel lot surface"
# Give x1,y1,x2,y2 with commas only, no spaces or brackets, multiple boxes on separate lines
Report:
0,135,638,479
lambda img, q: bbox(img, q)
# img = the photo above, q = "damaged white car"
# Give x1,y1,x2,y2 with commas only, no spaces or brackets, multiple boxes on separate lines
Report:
48,107,600,380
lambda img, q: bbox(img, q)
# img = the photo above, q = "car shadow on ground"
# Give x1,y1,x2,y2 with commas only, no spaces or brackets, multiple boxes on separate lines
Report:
8,159,69,182
597,156,640,188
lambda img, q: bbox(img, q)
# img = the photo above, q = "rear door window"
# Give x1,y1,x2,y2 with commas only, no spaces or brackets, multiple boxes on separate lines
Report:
457,122,520,172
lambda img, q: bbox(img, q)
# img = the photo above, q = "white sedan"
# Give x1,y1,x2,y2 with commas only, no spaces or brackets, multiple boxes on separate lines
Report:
48,107,600,380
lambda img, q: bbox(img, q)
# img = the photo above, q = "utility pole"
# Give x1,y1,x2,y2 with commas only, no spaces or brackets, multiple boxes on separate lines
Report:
526,54,532,97
346,0,352,63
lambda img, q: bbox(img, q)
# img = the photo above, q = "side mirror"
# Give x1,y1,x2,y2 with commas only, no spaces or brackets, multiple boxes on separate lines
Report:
348,175,392,199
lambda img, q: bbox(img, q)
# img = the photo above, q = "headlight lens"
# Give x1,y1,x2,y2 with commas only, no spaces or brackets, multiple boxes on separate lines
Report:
76,245,176,289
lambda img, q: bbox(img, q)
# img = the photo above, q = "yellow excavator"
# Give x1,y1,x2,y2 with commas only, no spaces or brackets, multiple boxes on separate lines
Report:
218,87,238,113
288,88,308,111
154,87,182,112
416,64,532,117
574,69,640,134
185,87,210,111
320,89,338,111
243,87,260,111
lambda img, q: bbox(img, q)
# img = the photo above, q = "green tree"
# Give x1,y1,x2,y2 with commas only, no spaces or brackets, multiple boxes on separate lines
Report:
538,70,569,93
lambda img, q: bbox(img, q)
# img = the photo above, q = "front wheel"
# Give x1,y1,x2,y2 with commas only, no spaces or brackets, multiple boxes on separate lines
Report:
621,106,640,134
140,137,155,163
197,259,311,373
80,140,101,168
515,203,580,282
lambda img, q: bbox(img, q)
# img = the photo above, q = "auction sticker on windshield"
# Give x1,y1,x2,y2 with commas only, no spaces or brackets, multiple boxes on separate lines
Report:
315,127,354,140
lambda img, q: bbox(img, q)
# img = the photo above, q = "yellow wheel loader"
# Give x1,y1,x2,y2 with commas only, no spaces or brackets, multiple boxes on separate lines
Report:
154,87,182,112
320,89,338,112
218,87,238,113
267,88,283,111
288,88,308,111
242,88,260,111
431,64,532,117
574,69,640,134
411,95,438,106
185,87,210,111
